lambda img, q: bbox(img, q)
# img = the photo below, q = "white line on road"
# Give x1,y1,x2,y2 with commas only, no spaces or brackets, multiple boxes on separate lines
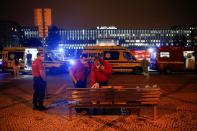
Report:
54,84,67,95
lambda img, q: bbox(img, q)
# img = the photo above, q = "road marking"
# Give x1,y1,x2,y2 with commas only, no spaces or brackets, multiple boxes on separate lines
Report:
17,75,32,79
54,84,66,95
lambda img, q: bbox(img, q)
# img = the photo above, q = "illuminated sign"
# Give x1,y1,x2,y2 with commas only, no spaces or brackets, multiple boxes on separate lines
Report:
160,52,170,58
97,26,117,30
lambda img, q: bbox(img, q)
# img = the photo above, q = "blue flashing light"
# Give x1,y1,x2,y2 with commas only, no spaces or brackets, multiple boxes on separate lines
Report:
69,59,75,65
58,48,64,52
148,48,154,53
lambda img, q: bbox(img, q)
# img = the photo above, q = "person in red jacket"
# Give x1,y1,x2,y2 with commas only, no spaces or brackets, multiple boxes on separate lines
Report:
90,57,112,114
90,57,112,87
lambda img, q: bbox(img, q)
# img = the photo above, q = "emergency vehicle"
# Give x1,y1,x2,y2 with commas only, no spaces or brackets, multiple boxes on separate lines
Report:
2,47,38,73
43,50,68,74
2,47,67,74
130,50,151,61
150,46,197,73
83,45,143,74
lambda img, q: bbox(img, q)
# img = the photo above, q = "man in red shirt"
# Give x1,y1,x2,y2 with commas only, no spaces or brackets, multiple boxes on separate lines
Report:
32,52,47,111
90,57,112,87
69,54,89,88
69,54,89,113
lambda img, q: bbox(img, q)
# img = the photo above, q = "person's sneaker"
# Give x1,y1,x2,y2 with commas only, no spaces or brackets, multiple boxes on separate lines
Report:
38,106,48,111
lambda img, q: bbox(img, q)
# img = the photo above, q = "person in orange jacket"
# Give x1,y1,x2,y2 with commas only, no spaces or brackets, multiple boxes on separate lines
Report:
90,57,112,87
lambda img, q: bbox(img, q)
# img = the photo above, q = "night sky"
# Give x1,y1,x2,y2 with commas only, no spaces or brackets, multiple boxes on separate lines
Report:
0,0,196,28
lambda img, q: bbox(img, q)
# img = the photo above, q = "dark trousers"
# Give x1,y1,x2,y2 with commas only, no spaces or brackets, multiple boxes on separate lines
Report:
27,60,32,67
74,80,87,88
33,77,46,106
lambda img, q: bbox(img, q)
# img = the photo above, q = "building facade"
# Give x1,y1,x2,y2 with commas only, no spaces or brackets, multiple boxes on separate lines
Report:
5,24,196,50
20,26,39,39
58,26,196,49
34,8,52,38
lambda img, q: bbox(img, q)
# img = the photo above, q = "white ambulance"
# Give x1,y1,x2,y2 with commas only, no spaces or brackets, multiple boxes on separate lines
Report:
83,45,143,74
2,47,38,73
2,47,68,74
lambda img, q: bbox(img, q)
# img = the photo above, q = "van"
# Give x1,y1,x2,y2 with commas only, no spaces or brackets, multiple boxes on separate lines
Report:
150,46,197,73
83,45,143,74
43,50,68,74
2,47,68,74
2,47,38,73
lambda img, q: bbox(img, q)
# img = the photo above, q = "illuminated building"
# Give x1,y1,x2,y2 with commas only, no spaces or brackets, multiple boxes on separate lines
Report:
20,26,39,39
34,8,52,38
58,25,196,49
9,25,197,49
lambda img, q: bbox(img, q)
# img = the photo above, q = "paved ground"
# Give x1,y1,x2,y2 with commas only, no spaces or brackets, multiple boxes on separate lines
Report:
0,72,197,131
